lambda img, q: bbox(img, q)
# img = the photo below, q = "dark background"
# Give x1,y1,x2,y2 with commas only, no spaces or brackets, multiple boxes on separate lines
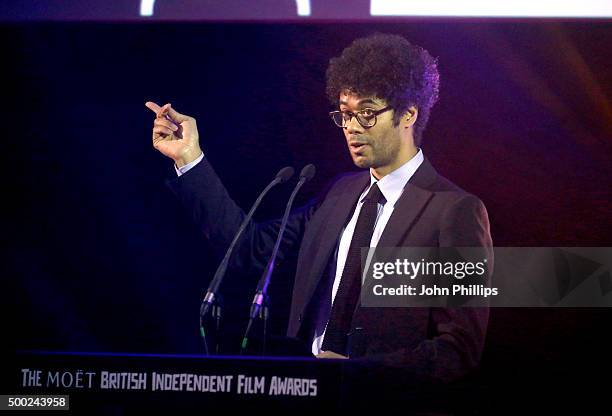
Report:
2,22,611,382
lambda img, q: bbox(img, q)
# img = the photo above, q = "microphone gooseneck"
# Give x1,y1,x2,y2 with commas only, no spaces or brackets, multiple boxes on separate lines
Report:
199,166,295,354
241,164,316,354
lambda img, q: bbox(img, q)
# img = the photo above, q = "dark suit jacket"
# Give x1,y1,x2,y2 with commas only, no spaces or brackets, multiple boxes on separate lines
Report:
167,156,493,382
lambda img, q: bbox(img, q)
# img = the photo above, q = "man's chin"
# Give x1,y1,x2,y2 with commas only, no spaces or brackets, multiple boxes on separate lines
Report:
352,156,372,169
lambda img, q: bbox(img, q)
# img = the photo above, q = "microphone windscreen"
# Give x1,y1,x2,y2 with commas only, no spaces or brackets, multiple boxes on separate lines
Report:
276,166,295,183
299,164,316,181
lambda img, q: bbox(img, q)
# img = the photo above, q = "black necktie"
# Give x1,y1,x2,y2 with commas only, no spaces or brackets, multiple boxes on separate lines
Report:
322,182,386,355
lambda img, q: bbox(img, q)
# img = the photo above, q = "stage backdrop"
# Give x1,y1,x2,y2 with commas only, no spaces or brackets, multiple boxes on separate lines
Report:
2,23,611,372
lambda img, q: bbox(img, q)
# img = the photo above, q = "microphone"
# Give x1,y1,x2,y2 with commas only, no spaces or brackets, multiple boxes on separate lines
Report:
241,164,316,354
199,166,294,353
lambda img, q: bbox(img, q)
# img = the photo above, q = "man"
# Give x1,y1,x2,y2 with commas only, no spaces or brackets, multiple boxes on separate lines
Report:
145,34,492,382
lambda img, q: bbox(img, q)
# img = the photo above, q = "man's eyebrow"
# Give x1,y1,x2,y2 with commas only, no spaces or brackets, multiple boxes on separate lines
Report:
357,99,377,106
339,98,380,107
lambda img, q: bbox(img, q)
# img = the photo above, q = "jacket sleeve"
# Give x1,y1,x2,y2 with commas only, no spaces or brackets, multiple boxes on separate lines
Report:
165,157,319,276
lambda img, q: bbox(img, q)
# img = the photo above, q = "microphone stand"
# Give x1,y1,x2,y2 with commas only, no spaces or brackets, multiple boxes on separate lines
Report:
199,166,294,355
241,164,316,355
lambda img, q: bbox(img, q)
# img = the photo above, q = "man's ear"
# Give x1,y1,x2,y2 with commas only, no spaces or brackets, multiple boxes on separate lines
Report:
403,106,418,128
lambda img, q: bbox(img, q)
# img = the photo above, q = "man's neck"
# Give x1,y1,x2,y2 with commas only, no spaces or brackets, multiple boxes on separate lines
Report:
371,146,419,180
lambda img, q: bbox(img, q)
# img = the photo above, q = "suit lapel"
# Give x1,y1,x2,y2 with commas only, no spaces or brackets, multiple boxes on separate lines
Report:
300,172,370,310
377,157,438,247
376,184,433,247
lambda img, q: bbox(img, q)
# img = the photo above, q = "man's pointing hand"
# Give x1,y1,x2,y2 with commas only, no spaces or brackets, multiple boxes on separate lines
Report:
145,101,202,167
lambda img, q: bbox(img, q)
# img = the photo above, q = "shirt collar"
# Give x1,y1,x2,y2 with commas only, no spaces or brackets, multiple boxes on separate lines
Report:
360,148,425,206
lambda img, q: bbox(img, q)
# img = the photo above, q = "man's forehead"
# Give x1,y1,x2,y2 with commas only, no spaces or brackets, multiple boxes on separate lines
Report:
338,91,385,106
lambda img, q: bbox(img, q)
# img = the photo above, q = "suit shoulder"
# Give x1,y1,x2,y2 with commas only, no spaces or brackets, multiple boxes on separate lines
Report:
429,171,485,208
305,170,367,211
334,170,368,183
326,170,368,193
430,174,472,198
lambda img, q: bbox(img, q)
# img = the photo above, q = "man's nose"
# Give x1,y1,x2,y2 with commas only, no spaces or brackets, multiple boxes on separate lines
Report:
345,116,364,134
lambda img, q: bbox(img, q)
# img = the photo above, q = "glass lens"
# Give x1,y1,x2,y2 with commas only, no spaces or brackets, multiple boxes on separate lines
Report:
330,112,344,127
356,112,376,127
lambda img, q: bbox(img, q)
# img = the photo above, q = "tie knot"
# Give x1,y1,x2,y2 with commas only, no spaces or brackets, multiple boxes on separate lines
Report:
363,182,385,205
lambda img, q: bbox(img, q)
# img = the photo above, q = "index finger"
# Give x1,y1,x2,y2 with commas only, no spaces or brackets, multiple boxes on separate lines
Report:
145,101,167,118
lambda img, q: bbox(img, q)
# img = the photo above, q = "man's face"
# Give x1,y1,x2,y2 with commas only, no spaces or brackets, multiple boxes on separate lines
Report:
339,91,402,171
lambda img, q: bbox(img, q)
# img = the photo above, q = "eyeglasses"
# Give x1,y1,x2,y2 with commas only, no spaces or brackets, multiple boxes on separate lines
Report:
329,106,392,129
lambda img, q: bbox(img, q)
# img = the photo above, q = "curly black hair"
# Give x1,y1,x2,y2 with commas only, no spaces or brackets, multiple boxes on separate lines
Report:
326,33,440,145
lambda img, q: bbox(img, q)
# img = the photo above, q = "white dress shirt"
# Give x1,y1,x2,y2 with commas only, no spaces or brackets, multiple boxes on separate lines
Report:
312,149,424,355
175,152,204,176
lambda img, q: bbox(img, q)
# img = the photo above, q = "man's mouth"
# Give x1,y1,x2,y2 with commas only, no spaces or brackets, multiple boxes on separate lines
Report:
349,141,368,149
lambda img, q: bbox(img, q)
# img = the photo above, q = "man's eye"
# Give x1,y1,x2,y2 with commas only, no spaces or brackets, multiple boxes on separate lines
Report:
360,109,375,118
